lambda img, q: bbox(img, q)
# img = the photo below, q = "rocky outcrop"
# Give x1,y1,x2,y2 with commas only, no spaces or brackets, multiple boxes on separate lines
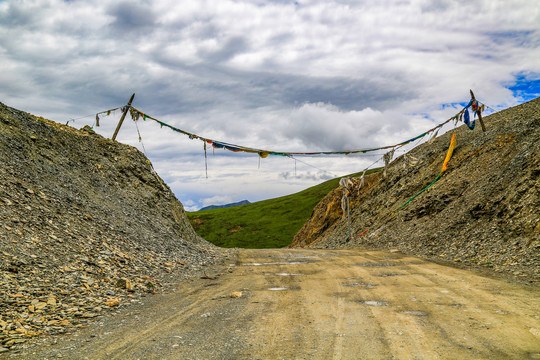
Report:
291,97,539,282
0,102,228,349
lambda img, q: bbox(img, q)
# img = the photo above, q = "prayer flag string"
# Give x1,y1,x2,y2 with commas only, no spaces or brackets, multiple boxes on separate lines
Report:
95,98,483,159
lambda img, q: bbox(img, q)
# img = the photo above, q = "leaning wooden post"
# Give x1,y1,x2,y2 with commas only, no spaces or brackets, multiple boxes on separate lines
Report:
112,93,135,141
469,89,486,132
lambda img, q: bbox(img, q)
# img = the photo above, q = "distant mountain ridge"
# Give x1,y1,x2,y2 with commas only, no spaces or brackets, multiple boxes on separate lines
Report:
200,200,250,211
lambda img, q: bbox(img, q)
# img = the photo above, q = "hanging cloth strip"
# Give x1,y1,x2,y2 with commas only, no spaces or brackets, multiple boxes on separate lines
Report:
463,108,475,130
428,129,440,144
339,177,353,215
358,169,366,191
398,131,457,209
441,132,457,173
204,142,208,179
383,148,395,178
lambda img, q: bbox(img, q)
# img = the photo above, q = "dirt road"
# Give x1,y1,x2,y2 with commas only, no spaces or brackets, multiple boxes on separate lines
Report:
10,249,540,359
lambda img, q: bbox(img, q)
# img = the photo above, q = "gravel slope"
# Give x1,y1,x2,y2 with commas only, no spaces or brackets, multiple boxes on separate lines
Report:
0,102,230,352
292,97,539,282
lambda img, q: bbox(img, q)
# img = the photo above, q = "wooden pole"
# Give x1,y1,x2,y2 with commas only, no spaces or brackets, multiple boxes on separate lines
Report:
112,93,135,141
469,89,486,132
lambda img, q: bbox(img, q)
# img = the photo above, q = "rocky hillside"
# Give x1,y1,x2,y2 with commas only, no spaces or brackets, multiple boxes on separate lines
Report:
291,97,539,282
0,102,228,351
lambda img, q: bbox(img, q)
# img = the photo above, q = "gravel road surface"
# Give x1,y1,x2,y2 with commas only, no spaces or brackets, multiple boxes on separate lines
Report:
8,249,540,360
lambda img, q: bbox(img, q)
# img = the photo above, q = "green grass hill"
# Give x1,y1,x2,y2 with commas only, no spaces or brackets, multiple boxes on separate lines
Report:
186,168,380,248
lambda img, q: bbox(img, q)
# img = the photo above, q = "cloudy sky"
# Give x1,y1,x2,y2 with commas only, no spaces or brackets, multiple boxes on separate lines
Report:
1,0,539,211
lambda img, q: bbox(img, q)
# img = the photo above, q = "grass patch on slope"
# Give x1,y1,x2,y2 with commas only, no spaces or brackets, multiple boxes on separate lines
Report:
187,168,381,248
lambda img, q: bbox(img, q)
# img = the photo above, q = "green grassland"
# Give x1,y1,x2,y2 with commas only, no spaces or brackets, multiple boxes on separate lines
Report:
186,168,380,248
